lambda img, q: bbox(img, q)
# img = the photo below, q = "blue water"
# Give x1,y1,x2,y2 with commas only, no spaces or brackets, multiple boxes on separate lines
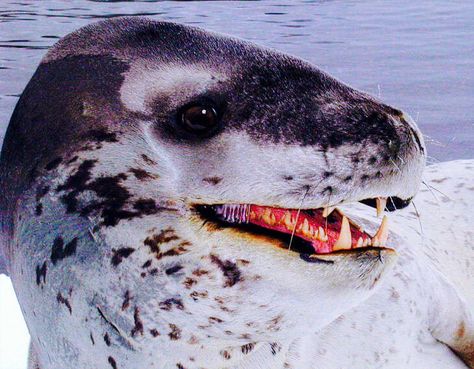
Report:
1,0,473,161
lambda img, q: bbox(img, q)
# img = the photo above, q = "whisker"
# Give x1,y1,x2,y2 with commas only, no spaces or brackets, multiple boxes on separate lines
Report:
423,180,450,200
288,188,309,253
422,180,439,203
389,158,402,173
411,200,424,238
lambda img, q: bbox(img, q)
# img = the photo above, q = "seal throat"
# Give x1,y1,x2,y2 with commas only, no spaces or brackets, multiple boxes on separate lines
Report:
198,201,390,255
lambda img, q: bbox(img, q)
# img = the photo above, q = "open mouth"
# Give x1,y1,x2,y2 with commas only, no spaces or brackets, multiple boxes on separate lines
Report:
197,197,398,256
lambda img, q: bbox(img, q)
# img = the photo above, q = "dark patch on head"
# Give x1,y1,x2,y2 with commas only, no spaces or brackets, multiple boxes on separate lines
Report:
90,333,95,345
56,292,72,314
56,161,171,226
168,324,182,340
323,171,333,178
210,254,241,287
104,332,111,346
50,237,78,265
87,128,118,144
131,307,144,337
108,356,118,369
141,154,157,165
56,159,97,212
203,177,222,185
241,343,255,354
322,186,333,195
344,175,352,182
166,264,183,275
150,329,160,337
35,261,47,286
111,247,135,266
129,168,157,181
45,157,62,171
176,364,186,369
283,175,294,181
361,174,370,182
159,298,184,311
121,290,132,311
368,156,377,165
133,198,161,215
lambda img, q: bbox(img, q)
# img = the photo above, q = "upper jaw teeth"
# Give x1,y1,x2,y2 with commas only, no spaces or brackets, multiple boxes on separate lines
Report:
214,204,250,223
210,198,391,249
376,197,387,217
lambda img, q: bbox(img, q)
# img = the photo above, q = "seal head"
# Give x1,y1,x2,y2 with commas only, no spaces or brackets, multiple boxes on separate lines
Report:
0,17,425,369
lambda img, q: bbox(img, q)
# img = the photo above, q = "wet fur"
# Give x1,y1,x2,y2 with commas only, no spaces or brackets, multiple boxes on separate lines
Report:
0,18,471,369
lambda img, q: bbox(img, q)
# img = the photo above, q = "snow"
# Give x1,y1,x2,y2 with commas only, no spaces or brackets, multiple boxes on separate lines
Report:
0,275,29,369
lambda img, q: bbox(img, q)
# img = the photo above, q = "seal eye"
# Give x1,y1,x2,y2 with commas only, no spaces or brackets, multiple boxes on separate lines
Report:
180,104,219,133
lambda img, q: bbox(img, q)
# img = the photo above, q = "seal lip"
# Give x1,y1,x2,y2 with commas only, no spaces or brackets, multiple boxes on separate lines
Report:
195,199,397,257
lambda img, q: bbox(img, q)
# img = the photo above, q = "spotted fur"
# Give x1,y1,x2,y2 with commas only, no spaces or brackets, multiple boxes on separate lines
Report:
0,17,472,369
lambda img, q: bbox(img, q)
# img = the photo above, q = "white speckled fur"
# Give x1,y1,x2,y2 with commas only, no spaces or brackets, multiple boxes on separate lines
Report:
0,18,471,369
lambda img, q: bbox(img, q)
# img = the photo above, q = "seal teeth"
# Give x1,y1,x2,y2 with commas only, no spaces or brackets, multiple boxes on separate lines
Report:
333,216,352,250
376,197,387,217
214,204,250,223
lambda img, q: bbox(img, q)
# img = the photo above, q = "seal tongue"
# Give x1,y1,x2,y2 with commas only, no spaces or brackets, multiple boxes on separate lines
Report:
248,205,372,254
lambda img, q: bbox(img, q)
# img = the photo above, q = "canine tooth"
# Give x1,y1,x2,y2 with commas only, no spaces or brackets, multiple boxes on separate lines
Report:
372,237,380,247
357,237,364,248
322,206,336,217
376,197,387,217
334,216,352,250
374,215,389,245
363,238,370,246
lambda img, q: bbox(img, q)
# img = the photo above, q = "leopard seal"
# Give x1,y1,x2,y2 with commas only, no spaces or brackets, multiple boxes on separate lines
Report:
0,17,472,369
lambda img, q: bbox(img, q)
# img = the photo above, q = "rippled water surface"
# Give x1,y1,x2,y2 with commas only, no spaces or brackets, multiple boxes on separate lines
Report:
1,0,473,160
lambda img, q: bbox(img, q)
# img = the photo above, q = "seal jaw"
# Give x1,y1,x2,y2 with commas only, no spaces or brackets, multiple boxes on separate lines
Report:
196,200,394,258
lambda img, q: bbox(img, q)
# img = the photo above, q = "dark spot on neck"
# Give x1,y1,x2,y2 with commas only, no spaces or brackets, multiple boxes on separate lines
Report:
35,262,47,286
111,248,135,267
56,292,72,314
131,307,144,337
165,265,183,275
121,290,132,311
50,237,78,265
108,356,118,369
104,332,111,346
159,298,184,311
168,324,181,340
210,254,241,287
